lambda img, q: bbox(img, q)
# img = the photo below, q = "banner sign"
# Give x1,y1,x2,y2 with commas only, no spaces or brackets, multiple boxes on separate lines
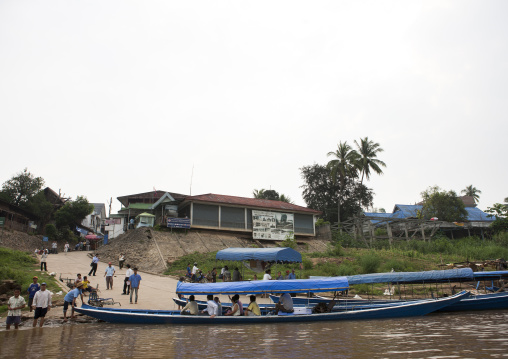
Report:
167,218,191,229
0,217,5,227
43,236,49,242
252,210,294,240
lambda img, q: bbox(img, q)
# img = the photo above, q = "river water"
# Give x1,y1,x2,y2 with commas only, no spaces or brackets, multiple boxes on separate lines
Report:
1,311,508,358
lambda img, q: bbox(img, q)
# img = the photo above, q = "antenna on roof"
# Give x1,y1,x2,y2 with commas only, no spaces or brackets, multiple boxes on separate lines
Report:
190,164,194,195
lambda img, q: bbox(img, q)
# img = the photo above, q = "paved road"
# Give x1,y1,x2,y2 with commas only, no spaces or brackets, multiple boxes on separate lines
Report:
45,250,180,310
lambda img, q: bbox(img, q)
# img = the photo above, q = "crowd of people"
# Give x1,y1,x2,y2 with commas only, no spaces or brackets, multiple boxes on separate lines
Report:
178,264,298,318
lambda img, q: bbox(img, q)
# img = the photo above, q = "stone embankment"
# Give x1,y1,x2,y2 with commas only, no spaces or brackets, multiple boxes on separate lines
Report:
95,228,330,274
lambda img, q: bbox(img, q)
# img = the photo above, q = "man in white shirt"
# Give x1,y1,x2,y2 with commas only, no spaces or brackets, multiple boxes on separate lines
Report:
123,264,134,295
7,288,26,330
40,252,48,272
263,269,272,280
32,282,52,327
104,262,116,290
275,293,294,313
202,294,219,318
191,262,199,282
181,295,199,315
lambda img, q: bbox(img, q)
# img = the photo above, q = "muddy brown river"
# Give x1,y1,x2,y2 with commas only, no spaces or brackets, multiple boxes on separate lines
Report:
1,311,508,358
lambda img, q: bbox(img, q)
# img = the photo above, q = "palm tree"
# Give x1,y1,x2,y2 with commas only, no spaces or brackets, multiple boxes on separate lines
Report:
252,189,266,199
327,141,359,226
461,185,481,204
354,137,386,185
279,194,293,204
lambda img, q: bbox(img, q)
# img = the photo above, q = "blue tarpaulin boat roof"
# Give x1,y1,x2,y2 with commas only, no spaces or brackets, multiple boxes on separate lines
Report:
473,271,508,280
176,277,349,295
346,268,474,285
215,247,302,263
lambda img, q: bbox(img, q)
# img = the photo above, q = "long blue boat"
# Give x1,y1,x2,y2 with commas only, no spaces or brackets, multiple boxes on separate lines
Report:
304,269,508,312
74,277,470,324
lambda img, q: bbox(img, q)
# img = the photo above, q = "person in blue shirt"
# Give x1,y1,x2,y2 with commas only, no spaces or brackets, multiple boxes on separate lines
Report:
287,269,296,280
27,276,40,313
63,282,83,322
186,263,192,279
129,267,142,304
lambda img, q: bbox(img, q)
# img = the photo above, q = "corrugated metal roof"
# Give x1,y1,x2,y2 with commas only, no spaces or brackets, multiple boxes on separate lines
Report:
465,207,494,221
367,204,494,222
393,204,422,218
183,193,321,215
92,203,105,216
123,203,152,210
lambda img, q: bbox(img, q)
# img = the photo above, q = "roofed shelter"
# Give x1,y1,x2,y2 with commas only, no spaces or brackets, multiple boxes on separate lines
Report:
216,247,302,263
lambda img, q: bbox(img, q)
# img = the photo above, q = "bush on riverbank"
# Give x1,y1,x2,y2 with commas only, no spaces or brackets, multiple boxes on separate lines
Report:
0,247,63,316
164,234,508,283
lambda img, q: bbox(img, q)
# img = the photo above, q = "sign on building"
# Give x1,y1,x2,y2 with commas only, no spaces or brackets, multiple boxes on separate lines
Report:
167,218,191,229
252,210,294,241
0,217,5,227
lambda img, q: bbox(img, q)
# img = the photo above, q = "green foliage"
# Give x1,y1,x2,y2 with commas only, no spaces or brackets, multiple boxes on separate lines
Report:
374,228,387,236
486,203,508,220
337,261,358,276
302,257,313,270
252,189,293,203
420,186,468,222
1,168,44,207
359,252,381,274
54,196,94,229
280,234,297,249
27,191,54,228
45,224,57,240
300,164,374,223
0,248,38,291
351,283,383,296
326,243,344,257
380,259,417,273
333,231,366,248
315,218,330,227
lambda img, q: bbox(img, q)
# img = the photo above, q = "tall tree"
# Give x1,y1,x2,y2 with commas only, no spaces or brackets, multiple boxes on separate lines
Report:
420,186,468,222
461,185,482,204
354,137,386,185
301,164,373,223
1,168,45,207
326,141,359,226
54,196,94,230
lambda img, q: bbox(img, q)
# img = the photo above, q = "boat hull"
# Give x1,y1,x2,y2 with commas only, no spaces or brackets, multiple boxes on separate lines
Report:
74,291,469,324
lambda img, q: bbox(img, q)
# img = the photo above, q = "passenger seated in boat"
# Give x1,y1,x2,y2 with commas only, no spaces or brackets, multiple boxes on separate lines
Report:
244,295,261,316
225,294,243,316
181,295,199,315
202,294,219,318
275,293,294,313
214,297,222,316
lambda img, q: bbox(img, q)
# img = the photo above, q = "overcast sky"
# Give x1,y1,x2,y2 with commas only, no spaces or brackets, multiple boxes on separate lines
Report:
1,1,507,215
